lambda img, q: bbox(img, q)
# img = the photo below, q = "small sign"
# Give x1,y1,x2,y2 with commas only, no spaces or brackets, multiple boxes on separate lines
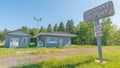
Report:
84,1,115,22
94,25,102,31
95,31,103,37
94,24,103,37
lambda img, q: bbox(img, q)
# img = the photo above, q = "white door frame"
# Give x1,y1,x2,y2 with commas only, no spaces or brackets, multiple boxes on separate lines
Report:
60,38,63,46
10,38,19,48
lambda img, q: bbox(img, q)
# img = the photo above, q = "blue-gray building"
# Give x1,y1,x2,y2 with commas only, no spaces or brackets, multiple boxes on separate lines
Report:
36,32,76,47
4,29,31,48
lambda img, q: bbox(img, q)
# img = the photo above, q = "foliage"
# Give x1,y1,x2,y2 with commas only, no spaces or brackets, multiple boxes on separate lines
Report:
47,24,53,32
73,22,96,45
58,22,65,32
0,28,9,41
21,26,29,33
29,28,39,36
66,19,75,33
0,18,119,45
54,24,58,32
101,18,116,45
39,26,47,32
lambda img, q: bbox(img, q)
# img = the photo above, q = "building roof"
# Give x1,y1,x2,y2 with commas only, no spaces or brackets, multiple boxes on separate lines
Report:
35,32,77,37
6,29,31,36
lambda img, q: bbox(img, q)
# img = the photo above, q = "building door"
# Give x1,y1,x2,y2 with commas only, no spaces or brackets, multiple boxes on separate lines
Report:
22,37,27,46
60,38,63,46
10,38,19,48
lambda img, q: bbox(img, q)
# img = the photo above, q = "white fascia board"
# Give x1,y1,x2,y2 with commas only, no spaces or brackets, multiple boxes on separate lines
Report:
36,32,76,37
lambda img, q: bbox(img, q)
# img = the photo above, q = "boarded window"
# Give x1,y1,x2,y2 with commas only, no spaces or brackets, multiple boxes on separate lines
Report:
47,37,58,43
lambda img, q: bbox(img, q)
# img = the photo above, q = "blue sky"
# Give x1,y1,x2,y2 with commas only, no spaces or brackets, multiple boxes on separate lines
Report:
0,0,119,30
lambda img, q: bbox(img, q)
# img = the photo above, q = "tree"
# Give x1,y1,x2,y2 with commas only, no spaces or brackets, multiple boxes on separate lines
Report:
114,29,120,45
53,24,58,32
58,22,65,32
101,18,116,45
47,24,52,32
39,26,47,32
73,22,95,45
29,28,39,36
0,31,5,41
66,19,75,33
3,28,9,33
21,26,29,33
39,26,44,32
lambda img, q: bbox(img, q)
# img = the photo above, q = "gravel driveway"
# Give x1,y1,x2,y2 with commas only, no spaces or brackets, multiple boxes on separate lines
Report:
0,48,101,68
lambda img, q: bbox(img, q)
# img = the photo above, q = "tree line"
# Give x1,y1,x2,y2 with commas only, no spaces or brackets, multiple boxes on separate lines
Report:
0,18,120,45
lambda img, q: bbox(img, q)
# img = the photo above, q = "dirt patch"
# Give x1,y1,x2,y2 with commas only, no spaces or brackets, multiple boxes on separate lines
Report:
0,48,102,68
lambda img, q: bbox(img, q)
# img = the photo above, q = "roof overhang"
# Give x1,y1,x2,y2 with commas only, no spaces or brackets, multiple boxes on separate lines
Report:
35,32,77,37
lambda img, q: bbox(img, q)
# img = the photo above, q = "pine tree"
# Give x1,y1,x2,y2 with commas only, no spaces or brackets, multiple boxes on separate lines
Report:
47,24,52,32
66,19,75,33
21,26,29,33
54,24,58,32
58,22,65,32
39,26,44,32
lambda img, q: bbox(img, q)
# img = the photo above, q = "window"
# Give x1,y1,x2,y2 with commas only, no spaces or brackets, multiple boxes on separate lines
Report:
47,37,58,43
22,37,27,45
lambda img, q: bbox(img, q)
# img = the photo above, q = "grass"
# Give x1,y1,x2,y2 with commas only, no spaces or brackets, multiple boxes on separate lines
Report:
0,48,64,57
65,45,97,48
16,50,120,68
0,42,64,57
1,42,120,68
0,42,4,48
0,42,120,58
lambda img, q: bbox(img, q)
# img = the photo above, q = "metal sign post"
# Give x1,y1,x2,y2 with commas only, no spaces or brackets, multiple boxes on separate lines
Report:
95,20,103,62
84,1,115,62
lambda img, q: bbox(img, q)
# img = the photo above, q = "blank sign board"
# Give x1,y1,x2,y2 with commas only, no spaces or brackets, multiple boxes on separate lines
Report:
84,1,115,22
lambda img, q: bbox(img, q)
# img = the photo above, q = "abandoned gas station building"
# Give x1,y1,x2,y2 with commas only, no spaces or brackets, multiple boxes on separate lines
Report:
4,29,31,48
35,32,76,47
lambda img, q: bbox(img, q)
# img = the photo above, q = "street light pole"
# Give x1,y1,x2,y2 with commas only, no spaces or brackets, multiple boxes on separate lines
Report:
33,17,42,29
33,17,42,47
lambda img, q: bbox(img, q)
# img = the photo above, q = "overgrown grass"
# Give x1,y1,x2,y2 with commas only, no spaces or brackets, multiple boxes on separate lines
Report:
1,43,120,58
0,42,4,47
65,45,97,48
66,45,120,49
0,48,64,57
16,50,120,68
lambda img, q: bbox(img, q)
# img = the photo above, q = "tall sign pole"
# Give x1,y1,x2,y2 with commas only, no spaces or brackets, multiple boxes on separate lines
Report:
95,20,103,62
84,1,115,62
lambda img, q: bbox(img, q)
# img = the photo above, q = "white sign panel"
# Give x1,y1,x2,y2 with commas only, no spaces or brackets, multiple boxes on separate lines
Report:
94,24,103,37
94,24,102,31
84,1,115,22
95,31,103,37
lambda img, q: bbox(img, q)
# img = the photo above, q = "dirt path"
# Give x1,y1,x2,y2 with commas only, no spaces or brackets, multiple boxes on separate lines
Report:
0,48,102,68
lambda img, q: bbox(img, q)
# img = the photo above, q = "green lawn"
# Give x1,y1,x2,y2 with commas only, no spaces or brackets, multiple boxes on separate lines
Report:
1,42,120,68
16,49,120,68
0,42,64,57
0,43,120,58
0,48,64,57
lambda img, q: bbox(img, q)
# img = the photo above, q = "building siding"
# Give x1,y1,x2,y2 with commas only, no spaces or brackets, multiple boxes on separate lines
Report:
39,36,71,47
4,34,30,48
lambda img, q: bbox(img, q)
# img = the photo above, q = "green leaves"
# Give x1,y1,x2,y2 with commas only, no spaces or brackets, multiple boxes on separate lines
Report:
47,24,53,32
58,22,65,32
